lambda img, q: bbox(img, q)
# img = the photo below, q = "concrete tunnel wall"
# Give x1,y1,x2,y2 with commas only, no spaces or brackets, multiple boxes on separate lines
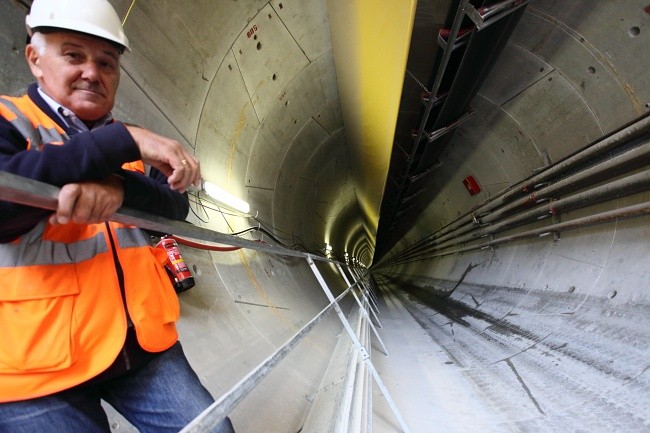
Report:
373,1,650,431
1,0,649,432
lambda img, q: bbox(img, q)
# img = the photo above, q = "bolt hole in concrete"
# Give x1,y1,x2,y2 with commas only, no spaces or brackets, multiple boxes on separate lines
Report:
628,26,640,37
588,66,596,74
568,286,576,293
608,290,617,299
279,3,283,9
272,73,277,80
257,41,262,50
285,100,290,106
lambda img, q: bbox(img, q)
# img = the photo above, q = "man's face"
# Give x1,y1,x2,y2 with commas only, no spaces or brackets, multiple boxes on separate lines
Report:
26,31,121,122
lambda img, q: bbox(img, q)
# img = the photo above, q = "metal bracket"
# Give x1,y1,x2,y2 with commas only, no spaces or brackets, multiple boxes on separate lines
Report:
422,110,474,143
337,263,386,338
552,211,561,242
437,29,471,51
307,257,412,433
463,0,530,31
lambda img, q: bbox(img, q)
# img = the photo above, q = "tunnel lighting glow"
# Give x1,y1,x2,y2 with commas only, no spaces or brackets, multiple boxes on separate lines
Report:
325,244,333,254
203,181,250,214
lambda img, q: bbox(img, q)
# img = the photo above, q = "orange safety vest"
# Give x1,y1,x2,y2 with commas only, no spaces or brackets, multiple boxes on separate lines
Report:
0,95,180,402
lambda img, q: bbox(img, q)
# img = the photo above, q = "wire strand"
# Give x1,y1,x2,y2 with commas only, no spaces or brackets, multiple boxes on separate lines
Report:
122,0,137,26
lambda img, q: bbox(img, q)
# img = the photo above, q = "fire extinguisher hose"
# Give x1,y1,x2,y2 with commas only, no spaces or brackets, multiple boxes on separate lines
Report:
169,235,244,252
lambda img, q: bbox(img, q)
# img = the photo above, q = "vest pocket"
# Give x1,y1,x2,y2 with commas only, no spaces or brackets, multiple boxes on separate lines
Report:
0,284,79,373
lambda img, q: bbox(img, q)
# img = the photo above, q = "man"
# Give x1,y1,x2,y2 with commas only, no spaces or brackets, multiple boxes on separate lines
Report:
0,1,235,432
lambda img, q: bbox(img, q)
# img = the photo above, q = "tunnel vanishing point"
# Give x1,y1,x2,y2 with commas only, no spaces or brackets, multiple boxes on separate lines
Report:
1,0,649,432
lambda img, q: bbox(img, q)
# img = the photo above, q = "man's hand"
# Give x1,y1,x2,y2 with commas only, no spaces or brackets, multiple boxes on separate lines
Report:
50,175,125,225
125,126,201,192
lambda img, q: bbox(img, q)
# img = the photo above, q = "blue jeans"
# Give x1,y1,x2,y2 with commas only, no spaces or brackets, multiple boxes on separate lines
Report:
0,342,235,433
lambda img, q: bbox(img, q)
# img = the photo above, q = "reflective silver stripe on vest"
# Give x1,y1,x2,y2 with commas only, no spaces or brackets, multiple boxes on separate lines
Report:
0,97,68,149
0,221,108,268
114,226,150,249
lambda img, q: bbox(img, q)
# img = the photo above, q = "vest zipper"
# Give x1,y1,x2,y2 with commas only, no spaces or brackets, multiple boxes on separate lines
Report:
105,222,133,370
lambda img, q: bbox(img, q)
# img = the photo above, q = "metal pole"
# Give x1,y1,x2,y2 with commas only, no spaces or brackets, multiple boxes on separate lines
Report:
334,263,388,355
307,257,412,433
0,171,333,262
179,284,352,433
338,264,383,328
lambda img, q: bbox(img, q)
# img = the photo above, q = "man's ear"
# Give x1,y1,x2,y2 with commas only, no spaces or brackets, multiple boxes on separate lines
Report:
25,44,44,80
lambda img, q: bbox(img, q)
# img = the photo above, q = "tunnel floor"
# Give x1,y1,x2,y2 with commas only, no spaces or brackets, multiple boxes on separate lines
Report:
371,287,504,433
371,278,649,432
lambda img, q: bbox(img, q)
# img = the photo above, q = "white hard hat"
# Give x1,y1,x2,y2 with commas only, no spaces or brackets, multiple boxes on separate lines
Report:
26,0,130,52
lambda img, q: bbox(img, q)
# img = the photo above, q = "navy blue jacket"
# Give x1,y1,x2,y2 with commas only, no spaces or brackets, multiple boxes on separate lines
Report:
0,83,189,242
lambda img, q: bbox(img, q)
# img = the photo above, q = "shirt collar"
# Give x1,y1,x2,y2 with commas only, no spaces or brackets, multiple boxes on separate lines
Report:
37,87,113,132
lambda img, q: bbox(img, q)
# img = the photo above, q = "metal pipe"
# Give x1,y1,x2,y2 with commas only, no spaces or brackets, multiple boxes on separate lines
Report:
480,141,650,224
381,170,650,264
431,170,650,253
418,114,650,247
375,115,650,268
0,171,331,262
422,202,650,260
428,145,650,249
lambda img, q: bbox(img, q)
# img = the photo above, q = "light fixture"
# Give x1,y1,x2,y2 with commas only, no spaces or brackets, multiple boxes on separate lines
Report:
203,181,250,214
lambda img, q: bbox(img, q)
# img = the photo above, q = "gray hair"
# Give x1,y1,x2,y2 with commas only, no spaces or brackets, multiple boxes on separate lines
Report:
29,32,47,55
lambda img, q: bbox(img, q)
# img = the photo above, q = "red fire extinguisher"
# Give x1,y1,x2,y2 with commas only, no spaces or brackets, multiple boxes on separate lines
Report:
156,236,195,293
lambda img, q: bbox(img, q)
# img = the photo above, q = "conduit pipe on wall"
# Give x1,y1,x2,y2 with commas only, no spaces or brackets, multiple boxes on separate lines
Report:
478,141,650,224
423,170,650,256
422,114,650,245
380,153,650,266
429,141,650,246
415,201,650,261
375,114,650,267
378,169,650,266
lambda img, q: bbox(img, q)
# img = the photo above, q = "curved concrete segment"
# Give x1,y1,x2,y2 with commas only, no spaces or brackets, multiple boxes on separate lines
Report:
0,0,648,432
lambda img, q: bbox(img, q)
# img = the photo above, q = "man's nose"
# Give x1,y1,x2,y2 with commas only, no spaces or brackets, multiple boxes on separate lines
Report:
80,61,100,81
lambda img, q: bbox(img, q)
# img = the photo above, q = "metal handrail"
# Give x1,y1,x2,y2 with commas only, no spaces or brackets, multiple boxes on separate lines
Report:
0,171,329,261
0,171,410,432
180,285,354,433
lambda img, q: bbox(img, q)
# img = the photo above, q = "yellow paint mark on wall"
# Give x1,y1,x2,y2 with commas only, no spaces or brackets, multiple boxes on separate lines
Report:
237,250,294,328
226,108,248,184
326,0,417,248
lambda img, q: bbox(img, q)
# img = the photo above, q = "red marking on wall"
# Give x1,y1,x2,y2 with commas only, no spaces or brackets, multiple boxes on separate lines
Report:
463,175,481,196
644,4,650,14
246,24,258,38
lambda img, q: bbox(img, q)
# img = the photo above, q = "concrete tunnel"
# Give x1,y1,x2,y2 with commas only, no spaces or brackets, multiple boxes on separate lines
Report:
1,0,649,432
